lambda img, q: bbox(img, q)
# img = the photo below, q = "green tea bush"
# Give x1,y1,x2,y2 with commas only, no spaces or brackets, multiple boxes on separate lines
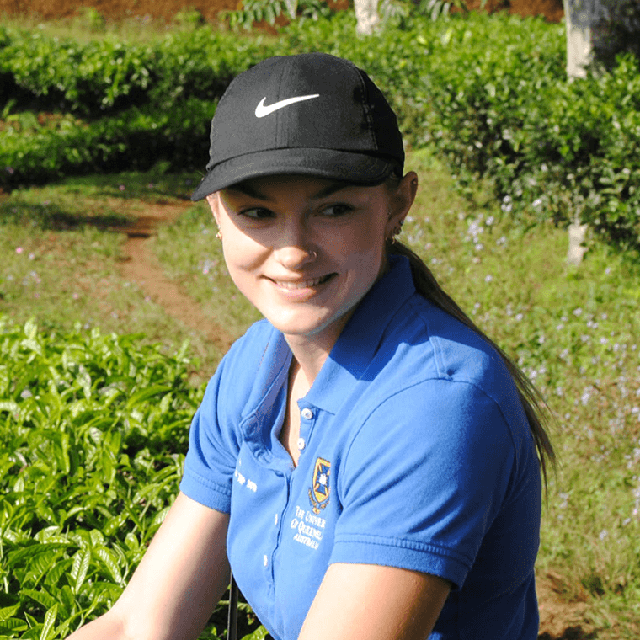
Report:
0,32,155,114
147,29,271,107
0,28,269,115
2,12,640,250
591,0,640,71
0,318,205,638
1,98,216,187
286,12,640,251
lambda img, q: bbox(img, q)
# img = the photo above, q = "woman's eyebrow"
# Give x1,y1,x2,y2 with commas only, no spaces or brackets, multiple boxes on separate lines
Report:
226,181,351,201
310,182,352,200
226,183,267,200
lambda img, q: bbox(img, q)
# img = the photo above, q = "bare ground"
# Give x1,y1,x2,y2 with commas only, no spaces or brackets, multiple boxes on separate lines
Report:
117,201,235,356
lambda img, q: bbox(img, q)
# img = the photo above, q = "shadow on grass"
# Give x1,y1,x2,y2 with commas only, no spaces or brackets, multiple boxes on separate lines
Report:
0,170,204,231
51,170,201,201
539,628,600,639
0,201,132,231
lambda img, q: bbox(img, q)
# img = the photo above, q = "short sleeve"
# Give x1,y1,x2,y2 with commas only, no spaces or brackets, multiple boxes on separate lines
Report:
330,379,516,589
179,351,241,513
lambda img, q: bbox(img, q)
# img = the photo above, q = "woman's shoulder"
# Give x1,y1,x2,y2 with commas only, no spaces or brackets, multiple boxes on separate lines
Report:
220,318,279,366
383,293,513,393
204,318,287,406
356,296,534,465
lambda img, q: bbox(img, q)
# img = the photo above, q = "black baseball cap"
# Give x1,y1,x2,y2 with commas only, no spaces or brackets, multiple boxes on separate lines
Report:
191,52,405,201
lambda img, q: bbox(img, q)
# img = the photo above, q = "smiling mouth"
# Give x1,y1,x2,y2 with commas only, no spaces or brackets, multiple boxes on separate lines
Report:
271,274,335,290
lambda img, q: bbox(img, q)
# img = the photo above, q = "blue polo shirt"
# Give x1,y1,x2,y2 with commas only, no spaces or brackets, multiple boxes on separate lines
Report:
180,255,541,640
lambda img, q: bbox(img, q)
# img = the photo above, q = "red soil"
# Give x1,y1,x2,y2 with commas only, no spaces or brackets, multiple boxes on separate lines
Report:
0,0,563,23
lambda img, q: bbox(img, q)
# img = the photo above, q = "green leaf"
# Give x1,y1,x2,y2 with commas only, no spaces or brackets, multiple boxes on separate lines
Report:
0,618,29,633
39,605,57,640
0,607,19,623
96,547,123,586
241,626,269,640
125,385,172,408
71,548,91,594
21,588,57,610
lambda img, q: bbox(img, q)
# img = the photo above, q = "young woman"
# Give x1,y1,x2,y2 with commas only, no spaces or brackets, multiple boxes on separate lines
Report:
69,52,554,640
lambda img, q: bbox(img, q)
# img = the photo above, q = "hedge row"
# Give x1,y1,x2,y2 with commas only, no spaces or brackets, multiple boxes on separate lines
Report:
284,13,640,250
0,27,271,114
1,13,639,250
0,320,205,638
2,99,215,184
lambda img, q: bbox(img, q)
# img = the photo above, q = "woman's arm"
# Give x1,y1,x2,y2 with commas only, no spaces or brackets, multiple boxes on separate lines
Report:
299,563,451,640
68,492,231,640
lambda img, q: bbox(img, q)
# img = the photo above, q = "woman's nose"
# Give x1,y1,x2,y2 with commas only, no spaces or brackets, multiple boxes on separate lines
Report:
274,244,318,269
273,217,318,269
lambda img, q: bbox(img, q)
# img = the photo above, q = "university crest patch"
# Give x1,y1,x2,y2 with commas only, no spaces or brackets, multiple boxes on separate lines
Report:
308,457,331,514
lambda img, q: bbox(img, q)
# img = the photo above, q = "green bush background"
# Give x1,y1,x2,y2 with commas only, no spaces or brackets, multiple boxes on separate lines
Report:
1,12,639,250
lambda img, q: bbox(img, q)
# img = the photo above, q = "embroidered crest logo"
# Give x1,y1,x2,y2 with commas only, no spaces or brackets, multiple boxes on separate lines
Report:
308,457,331,514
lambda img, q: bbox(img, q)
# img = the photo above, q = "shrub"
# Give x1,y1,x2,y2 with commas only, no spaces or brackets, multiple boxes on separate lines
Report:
0,319,204,638
1,99,216,189
592,0,640,71
1,13,639,251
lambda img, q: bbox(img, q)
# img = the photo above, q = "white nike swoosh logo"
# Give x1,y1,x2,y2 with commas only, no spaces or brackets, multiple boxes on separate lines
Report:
255,94,320,118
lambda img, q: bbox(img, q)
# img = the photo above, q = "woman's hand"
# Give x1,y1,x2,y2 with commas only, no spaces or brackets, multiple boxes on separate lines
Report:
68,492,231,640
299,563,451,640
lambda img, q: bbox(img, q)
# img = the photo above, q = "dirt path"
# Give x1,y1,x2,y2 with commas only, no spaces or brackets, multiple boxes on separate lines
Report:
117,202,235,355
117,202,600,640
537,572,596,639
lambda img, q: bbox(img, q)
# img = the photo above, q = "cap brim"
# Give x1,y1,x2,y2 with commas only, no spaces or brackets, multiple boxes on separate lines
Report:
190,148,397,201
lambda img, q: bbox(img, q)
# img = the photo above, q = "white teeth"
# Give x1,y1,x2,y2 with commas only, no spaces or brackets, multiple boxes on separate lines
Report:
273,276,329,290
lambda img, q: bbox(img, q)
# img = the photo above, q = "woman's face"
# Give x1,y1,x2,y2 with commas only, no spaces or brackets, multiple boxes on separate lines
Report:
207,173,415,352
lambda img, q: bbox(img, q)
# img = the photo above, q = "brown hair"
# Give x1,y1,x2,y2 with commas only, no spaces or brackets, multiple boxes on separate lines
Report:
387,238,556,492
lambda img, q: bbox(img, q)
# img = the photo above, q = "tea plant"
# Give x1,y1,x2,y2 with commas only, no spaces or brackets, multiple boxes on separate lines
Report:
2,12,640,252
0,319,207,638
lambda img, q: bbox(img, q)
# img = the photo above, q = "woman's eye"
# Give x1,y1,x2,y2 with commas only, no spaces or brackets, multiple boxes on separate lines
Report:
239,207,274,219
321,204,353,217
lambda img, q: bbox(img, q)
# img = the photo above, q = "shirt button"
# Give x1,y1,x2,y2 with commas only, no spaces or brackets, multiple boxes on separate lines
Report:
297,438,306,451
263,555,268,567
301,408,313,420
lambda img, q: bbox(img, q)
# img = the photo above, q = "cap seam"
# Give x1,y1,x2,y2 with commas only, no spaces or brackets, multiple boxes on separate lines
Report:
355,68,379,152
274,57,290,147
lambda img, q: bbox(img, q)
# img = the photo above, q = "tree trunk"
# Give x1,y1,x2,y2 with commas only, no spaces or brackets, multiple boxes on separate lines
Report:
354,0,380,35
563,1,598,265
563,0,598,78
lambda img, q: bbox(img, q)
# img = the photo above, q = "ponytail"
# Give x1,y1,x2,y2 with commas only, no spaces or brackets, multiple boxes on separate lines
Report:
388,240,556,492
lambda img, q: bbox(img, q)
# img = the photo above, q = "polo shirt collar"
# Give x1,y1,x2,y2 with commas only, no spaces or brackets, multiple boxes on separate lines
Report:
304,254,415,414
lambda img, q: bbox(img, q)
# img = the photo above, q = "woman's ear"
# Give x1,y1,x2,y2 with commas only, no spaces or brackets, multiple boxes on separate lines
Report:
206,193,222,228
387,171,418,233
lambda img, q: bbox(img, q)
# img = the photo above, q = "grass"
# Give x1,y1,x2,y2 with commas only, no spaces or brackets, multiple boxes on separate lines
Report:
0,170,224,381
0,9,276,46
0,11,221,44
2,148,640,637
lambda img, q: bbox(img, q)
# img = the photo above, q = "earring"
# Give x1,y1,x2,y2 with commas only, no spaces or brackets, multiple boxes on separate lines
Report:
388,222,403,244
216,230,222,240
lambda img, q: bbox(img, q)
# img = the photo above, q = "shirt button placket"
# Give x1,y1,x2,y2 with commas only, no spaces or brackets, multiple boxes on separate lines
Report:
298,407,314,455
